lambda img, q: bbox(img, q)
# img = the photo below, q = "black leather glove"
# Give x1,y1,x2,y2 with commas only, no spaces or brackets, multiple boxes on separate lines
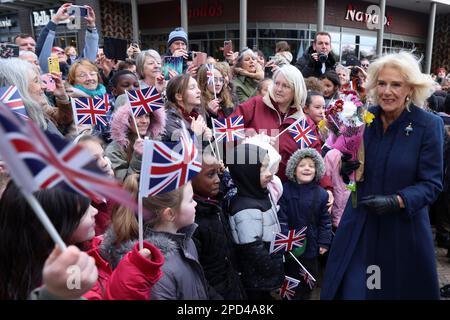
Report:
359,195,401,215
340,153,360,184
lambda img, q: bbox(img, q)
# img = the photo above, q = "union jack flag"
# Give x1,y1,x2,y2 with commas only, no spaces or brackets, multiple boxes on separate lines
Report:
288,118,317,149
0,85,28,119
0,99,135,208
212,116,245,142
280,276,300,300
126,87,164,117
269,226,307,254
206,64,215,86
139,134,202,197
299,267,316,290
72,94,110,126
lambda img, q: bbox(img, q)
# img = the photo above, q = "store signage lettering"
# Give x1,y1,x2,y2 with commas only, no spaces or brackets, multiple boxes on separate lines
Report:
345,4,392,27
0,18,12,28
33,10,60,27
188,1,223,18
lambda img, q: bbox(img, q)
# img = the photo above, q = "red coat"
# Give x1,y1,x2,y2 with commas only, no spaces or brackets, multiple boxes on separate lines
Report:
230,94,312,181
83,236,164,300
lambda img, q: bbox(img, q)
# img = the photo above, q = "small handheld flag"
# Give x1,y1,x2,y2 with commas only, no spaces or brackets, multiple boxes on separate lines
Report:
212,115,245,142
0,85,28,119
269,227,307,254
280,276,301,300
288,118,317,149
139,134,202,197
72,95,110,126
126,87,164,117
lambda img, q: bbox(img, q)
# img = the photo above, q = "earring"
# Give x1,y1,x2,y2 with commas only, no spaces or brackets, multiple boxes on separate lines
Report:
406,96,410,102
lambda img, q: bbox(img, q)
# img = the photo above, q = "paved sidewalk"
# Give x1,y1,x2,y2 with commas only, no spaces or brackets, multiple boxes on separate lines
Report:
436,245,450,300
310,243,450,300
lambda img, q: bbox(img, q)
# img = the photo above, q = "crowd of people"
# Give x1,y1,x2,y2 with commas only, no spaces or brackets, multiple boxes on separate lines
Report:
0,3,449,300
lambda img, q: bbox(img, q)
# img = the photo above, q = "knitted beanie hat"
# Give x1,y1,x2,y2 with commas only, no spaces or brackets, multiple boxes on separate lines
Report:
167,27,188,47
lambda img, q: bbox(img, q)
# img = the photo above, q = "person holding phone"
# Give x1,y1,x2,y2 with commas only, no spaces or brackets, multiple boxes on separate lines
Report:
295,32,336,78
127,42,141,60
166,27,198,78
37,3,98,74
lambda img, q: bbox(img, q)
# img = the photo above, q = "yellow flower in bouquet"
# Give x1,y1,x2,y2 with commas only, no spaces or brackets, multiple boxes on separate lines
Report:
363,110,375,126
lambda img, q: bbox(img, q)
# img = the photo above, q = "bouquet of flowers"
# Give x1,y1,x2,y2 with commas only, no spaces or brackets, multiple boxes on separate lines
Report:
319,90,374,206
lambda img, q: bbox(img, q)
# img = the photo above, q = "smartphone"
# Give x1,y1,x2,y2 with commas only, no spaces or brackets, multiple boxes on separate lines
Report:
69,5,88,17
192,51,207,67
0,43,19,59
40,73,56,92
223,40,232,57
48,56,60,74
163,56,183,81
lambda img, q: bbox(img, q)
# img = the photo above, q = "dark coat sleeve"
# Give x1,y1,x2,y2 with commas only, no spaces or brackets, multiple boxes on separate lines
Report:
317,189,332,249
397,115,444,217
277,190,290,235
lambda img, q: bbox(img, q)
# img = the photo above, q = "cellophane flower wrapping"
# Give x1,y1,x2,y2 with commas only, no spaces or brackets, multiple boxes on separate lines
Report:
324,91,372,206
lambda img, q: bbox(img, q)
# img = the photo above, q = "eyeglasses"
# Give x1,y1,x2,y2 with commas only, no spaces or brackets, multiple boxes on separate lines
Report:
213,77,224,84
361,64,369,67
76,72,98,79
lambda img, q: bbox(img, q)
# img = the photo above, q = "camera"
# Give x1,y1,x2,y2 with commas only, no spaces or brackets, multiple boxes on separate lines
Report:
318,53,328,63
350,67,359,78
186,51,193,61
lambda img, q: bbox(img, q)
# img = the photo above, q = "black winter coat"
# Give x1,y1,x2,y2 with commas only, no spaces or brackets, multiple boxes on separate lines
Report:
294,45,336,78
193,196,246,300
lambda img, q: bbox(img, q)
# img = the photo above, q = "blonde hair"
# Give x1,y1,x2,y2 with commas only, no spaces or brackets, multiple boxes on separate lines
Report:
67,59,99,85
197,64,233,111
269,65,307,111
365,51,435,109
143,184,186,228
111,174,139,244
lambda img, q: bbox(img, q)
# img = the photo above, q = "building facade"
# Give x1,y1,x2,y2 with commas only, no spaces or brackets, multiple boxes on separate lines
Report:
0,0,448,72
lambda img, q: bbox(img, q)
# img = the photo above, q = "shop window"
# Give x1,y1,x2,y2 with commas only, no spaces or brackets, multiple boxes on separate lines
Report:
208,31,225,39
226,30,239,39
190,31,208,40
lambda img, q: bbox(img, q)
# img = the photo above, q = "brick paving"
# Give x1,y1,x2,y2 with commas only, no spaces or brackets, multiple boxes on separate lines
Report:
309,242,450,300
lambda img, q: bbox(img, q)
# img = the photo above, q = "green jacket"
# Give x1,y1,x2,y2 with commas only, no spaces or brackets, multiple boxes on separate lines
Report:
233,75,258,103
105,141,141,182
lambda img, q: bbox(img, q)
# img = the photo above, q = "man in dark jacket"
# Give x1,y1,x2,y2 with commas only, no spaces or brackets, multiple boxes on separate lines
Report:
295,32,336,78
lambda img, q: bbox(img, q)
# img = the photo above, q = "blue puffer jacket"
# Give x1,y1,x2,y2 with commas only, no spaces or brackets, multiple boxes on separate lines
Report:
278,181,332,259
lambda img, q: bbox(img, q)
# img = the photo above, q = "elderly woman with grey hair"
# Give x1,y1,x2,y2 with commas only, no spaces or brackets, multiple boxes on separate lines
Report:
0,58,72,137
232,48,264,103
135,49,166,93
321,51,444,300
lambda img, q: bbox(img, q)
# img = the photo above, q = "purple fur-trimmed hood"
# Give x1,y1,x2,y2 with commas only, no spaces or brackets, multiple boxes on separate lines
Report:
110,104,166,148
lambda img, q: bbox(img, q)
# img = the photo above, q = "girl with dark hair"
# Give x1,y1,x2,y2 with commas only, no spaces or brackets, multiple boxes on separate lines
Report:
0,180,165,300
319,70,341,108
0,182,95,299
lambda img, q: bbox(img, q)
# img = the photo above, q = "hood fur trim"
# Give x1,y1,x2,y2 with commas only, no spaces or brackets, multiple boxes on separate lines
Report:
285,148,325,183
110,105,166,148
99,227,178,270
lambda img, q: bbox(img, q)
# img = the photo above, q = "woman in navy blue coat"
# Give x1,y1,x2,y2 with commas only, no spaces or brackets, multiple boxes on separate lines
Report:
321,52,444,300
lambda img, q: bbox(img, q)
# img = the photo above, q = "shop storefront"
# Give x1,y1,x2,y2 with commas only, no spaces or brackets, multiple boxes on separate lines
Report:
31,8,79,50
136,0,427,63
0,15,20,43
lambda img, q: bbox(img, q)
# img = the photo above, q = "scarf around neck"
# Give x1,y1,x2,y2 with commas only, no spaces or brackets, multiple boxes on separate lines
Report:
74,83,107,97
